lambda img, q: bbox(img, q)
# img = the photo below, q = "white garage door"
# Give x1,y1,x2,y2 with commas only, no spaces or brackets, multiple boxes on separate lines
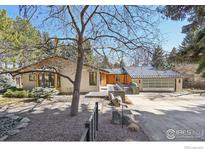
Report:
142,78,175,91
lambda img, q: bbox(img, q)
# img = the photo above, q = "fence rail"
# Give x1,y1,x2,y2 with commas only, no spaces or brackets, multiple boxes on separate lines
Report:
80,102,98,141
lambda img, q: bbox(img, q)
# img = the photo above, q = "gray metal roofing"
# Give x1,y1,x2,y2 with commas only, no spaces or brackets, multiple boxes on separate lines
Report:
124,66,182,78
106,66,182,78
104,68,126,74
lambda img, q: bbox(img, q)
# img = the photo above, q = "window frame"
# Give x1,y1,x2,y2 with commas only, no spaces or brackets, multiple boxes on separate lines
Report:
89,72,97,86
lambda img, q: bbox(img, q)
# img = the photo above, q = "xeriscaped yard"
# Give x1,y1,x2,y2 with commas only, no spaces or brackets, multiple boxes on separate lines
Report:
127,92,205,141
0,95,148,141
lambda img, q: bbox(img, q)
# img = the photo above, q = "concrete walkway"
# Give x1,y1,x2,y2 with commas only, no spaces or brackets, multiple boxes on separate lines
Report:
127,93,205,141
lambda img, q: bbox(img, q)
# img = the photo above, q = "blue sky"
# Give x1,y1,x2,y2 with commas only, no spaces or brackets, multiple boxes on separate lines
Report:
0,5,188,53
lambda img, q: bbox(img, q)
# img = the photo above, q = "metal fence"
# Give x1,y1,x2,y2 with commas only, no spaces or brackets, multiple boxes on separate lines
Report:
80,102,99,141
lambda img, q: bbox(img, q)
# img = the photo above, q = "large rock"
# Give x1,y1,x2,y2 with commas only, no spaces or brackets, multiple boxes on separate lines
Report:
112,109,137,125
20,117,30,123
112,109,122,124
7,129,20,135
16,122,29,129
127,123,140,132
109,96,122,107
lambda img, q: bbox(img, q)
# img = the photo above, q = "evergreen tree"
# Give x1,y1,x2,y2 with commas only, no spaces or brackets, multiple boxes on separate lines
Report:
151,46,166,69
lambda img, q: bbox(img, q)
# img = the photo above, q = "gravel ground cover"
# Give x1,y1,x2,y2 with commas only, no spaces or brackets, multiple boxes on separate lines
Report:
0,95,148,141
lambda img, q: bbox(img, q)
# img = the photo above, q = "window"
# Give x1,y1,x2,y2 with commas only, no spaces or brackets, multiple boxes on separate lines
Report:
38,72,55,88
89,72,97,86
29,73,36,81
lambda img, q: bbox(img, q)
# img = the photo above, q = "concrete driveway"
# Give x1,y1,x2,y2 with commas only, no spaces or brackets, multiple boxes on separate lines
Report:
127,93,205,141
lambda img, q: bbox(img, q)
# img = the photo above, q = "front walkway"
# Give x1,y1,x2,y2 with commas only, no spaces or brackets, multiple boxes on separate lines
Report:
127,93,205,141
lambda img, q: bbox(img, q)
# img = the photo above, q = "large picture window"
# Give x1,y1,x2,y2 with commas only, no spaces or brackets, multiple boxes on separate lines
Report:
38,72,55,88
89,72,97,86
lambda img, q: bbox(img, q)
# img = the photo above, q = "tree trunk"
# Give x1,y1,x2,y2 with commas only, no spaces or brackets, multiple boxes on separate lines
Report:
70,40,84,116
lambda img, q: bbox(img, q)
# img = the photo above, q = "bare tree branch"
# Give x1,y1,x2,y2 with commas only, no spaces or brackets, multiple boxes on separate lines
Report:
0,69,74,84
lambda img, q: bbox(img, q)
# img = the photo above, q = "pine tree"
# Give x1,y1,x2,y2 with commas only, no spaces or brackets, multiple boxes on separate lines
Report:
151,46,166,69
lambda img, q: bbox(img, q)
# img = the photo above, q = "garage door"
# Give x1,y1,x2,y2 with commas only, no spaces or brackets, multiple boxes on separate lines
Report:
142,78,175,91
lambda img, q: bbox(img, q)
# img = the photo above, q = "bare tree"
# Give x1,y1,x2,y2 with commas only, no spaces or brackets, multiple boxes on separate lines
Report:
2,5,160,116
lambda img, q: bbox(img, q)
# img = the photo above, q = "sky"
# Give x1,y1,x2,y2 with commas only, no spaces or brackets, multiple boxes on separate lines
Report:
0,5,188,53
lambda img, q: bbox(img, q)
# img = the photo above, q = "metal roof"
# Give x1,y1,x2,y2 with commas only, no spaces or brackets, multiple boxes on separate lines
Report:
124,66,182,78
104,68,126,74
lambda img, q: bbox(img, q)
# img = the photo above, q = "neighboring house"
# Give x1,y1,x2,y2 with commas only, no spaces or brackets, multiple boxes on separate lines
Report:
16,56,183,93
103,66,183,92
15,56,108,94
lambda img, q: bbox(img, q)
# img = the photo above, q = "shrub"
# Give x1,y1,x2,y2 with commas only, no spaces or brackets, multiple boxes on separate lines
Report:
3,89,13,98
3,89,32,98
0,74,15,93
31,87,59,99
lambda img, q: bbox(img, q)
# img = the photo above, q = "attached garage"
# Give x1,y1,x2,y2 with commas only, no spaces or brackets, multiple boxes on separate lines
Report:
142,78,175,92
125,66,183,92
103,66,183,92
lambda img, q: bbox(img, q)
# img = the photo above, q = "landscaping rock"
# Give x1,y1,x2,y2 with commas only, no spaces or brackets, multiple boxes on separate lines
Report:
0,105,8,112
112,109,137,125
7,129,20,136
16,122,29,129
108,93,115,100
110,96,122,107
11,115,20,120
127,123,140,132
124,96,133,105
0,135,8,141
20,117,30,123
112,109,122,124
36,98,44,103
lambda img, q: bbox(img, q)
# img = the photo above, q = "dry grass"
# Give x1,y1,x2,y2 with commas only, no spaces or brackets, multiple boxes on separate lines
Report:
0,95,34,107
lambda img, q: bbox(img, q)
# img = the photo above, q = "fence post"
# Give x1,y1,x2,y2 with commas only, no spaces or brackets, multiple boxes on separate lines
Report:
85,122,90,141
96,102,98,131
94,111,96,138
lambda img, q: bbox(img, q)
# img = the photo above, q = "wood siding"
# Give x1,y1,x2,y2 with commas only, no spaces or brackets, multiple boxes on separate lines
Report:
100,72,107,86
106,74,131,84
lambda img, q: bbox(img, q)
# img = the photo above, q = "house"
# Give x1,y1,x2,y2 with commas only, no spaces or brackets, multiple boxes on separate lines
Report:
15,56,108,94
101,66,183,92
16,56,183,93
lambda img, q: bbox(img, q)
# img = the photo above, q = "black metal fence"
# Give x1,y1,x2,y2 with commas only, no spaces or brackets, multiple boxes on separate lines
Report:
80,102,99,141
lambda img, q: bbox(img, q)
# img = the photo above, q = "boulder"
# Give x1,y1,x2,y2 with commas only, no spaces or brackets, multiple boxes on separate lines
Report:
112,109,137,125
20,117,30,123
108,92,115,100
124,96,133,105
16,122,29,129
7,129,20,136
112,109,122,124
109,96,122,107
127,123,140,132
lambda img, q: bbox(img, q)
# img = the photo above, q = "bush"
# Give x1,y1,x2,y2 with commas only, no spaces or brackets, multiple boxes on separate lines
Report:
0,74,15,93
3,89,32,98
31,87,59,99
